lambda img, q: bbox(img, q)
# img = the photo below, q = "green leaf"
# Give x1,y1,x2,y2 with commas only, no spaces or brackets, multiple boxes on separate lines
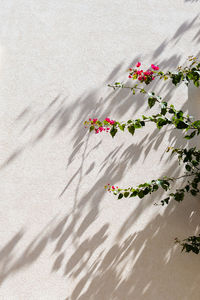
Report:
156,118,168,129
138,190,144,198
174,192,184,202
172,73,182,86
130,191,138,197
128,125,135,135
185,131,196,139
143,187,150,195
176,121,188,129
160,181,170,191
162,197,170,205
110,126,117,138
153,184,159,191
192,160,198,167
185,185,190,192
90,126,95,132
119,124,125,131
177,111,183,119
169,108,175,114
192,182,198,189
192,120,200,127
161,108,167,115
124,192,130,198
185,164,191,171
185,244,193,253
191,189,197,196
134,120,142,128
148,97,156,109
191,247,199,254
118,193,123,199
140,121,145,126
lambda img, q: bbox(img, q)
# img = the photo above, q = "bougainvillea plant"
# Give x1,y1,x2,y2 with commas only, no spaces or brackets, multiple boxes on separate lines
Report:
84,56,200,254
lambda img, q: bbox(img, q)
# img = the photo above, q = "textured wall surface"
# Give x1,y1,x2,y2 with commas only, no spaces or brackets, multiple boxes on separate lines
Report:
0,1,200,299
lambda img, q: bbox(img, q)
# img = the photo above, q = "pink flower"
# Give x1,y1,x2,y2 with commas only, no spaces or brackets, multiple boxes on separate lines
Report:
151,64,159,71
89,118,91,121
112,186,115,189
110,120,115,125
143,76,147,80
128,75,132,78
144,71,150,76
106,128,110,131
152,76,155,80
99,127,104,132
95,129,99,134
138,76,143,81
137,70,142,75
105,118,111,122
129,68,133,71
136,62,141,68
93,118,98,123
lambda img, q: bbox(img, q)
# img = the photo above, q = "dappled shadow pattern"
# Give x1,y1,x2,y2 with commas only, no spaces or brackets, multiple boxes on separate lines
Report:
0,15,200,300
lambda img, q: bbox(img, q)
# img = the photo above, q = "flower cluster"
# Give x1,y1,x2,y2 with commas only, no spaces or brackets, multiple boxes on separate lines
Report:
105,118,116,125
151,64,159,71
128,62,159,84
104,184,119,192
84,117,116,134
96,127,110,134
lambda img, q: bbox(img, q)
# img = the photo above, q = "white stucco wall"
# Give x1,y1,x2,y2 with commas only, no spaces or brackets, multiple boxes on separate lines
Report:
0,1,200,299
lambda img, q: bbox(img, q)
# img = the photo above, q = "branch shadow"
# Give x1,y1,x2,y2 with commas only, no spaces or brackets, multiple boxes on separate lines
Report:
0,15,200,300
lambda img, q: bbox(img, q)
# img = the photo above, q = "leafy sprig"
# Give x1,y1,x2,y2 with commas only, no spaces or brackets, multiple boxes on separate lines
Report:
84,56,200,254
85,91,199,138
